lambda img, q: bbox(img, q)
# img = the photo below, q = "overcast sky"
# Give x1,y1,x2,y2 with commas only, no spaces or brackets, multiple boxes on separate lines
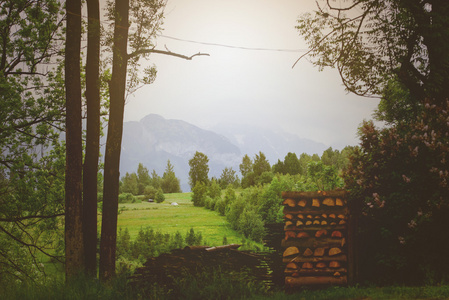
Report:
122,0,380,149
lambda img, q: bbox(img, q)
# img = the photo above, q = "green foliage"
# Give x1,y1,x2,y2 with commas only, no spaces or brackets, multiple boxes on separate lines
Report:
185,228,203,246
214,198,227,216
161,160,182,193
4,276,449,300
144,185,157,200
240,152,273,188
237,208,266,242
120,172,139,195
150,169,161,189
191,181,207,207
241,171,256,188
137,163,151,195
218,167,239,189
120,163,171,196
296,0,446,99
118,193,136,203
155,190,165,203
188,151,209,189
208,178,222,200
256,171,274,186
306,161,342,191
116,227,203,270
239,154,253,178
0,0,66,282
273,152,301,175
344,100,449,284
321,147,351,170
258,176,294,224
373,76,421,125
253,152,271,177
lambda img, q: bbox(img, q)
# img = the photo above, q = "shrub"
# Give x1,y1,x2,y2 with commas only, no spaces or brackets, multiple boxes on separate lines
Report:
191,181,207,207
143,185,157,200
118,193,135,203
214,198,226,216
226,196,246,230
155,189,165,203
344,101,449,284
185,228,203,246
208,179,222,199
238,208,265,242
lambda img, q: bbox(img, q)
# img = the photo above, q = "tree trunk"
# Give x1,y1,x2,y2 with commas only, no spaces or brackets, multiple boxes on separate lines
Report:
65,0,84,279
426,0,449,103
83,0,101,277
99,0,129,281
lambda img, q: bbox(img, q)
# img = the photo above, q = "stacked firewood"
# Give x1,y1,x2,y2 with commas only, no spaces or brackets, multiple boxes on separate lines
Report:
281,190,350,287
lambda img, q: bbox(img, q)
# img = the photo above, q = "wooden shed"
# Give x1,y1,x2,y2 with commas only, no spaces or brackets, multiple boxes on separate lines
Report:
281,190,353,288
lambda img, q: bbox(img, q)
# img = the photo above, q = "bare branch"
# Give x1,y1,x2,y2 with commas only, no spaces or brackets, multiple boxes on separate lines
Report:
127,48,210,61
0,223,62,260
326,0,364,11
292,14,365,68
0,213,64,222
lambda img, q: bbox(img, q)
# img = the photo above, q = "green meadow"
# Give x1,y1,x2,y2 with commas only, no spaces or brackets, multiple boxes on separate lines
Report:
117,192,258,247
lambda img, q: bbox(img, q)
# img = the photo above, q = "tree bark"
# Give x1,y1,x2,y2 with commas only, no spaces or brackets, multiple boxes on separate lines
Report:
83,0,101,277
99,0,129,281
65,0,84,279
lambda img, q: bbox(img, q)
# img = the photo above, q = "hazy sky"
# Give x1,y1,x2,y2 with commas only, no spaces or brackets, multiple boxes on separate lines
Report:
123,0,380,149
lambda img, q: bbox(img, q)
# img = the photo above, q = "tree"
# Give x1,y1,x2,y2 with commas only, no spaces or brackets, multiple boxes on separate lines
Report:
188,151,209,189
154,189,165,203
0,0,66,282
151,169,161,189
100,0,208,280
298,153,312,176
283,152,300,175
161,160,181,193
191,181,207,207
272,159,285,175
297,1,449,284
295,0,449,103
100,0,131,280
218,167,239,189
307,161,341,191
83,0,102,277
239,154,253,178
253,152,271,177
137,163,151,194
373,77,420,125
65,0,84,278
120,172,139,195
344,102,449,283
208,178,222,200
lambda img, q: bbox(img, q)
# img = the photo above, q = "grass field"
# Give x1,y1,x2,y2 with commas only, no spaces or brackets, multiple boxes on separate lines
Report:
117,192,260,247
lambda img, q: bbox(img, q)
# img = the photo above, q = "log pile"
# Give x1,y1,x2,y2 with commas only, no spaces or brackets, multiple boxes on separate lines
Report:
281,190,350,287
129,244,272,292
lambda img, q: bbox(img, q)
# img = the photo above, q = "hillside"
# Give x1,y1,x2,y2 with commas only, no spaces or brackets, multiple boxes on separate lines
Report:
119,114,327,191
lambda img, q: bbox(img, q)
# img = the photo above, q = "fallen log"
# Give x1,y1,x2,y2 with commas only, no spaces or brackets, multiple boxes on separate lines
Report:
285,275,347,287
205,244,241,252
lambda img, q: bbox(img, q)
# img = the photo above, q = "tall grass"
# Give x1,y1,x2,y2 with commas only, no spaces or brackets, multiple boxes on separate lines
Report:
4,275,449,300
117,192,265,249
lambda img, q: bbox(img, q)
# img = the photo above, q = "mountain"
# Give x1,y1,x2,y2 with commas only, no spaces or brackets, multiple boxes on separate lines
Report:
118,114,328,192
120,114,241,192
211,123,328,165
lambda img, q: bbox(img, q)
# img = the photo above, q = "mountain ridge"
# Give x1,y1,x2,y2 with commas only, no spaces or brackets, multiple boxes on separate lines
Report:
119,114,327,191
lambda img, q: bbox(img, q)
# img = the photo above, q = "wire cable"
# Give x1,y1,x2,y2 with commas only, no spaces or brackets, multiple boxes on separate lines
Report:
159,35,307,53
